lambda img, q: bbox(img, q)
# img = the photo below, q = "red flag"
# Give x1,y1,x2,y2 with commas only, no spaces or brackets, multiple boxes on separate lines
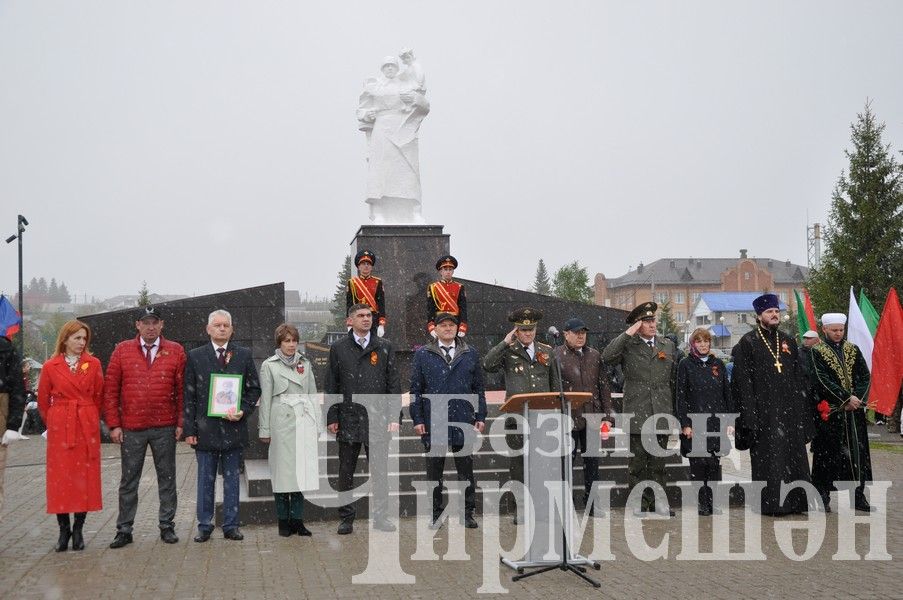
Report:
870,288,903,415
803,290,818,331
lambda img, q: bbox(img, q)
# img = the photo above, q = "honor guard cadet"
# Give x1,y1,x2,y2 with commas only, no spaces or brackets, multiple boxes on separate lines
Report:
483,307,559,522
427,255,468,339
346,250,387,337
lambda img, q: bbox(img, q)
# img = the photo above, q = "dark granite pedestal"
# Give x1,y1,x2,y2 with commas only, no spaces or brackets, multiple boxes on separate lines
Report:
351,224,450,349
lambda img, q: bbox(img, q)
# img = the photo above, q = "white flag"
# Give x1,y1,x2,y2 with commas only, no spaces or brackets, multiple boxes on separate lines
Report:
847,286,874,371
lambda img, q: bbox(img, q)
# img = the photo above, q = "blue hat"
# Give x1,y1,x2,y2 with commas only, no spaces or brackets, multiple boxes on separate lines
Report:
752,293,780,314
563,318,588,332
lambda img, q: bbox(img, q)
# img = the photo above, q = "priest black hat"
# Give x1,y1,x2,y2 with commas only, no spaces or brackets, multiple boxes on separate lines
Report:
752,293,780,314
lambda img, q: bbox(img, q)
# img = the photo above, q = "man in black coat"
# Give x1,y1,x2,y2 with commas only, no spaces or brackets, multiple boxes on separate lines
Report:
1,334,27,517
326,303,401,534
731,294,812,516
183,310,261,542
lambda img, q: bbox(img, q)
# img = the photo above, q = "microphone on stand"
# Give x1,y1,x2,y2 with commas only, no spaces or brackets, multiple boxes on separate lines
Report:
548,326,561,344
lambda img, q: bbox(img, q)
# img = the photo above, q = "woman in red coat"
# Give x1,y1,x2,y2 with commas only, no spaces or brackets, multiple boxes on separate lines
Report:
37,320,104,551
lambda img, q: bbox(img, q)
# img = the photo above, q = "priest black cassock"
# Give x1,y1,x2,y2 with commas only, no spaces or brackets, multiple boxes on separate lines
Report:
809,312,873,512
731,294,814,515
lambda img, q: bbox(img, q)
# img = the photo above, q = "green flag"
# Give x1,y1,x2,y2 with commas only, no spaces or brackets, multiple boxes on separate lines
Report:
859,289,879,336
794,289,809,340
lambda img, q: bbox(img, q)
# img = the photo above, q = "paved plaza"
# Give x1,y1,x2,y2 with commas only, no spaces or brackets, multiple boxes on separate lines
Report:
1,430,900,599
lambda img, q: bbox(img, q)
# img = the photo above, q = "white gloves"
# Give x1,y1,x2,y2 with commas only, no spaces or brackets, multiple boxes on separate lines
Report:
25,401,38,410
457,330,466,338
2,429,23,446
430,330,438,339
377,325,385,338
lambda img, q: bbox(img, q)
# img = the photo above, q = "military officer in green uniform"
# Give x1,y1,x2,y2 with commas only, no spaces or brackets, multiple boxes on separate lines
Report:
601,301,678,516
483,308,559,521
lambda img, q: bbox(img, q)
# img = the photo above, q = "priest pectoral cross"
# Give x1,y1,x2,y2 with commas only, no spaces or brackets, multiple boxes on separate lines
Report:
774,360,782,373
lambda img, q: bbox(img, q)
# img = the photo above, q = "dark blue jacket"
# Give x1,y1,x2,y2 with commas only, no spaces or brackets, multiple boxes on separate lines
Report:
675,353,732,456
183,343,261,452
409,341,487,447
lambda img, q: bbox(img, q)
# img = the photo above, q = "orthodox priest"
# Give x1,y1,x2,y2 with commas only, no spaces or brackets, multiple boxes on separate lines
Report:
731,293,813,515
809,312,873,512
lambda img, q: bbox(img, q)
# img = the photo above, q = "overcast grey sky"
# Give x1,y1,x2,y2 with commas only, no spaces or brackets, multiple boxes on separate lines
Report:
2,1,901,302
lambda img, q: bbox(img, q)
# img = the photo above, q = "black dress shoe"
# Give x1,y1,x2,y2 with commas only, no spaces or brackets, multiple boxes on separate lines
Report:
698,507,713,516
109,532,133,549
160,529,179,544
224,529,244,541
337,520,353,535
372,517,396,532
463,515,478,529
193,531,211,543
855,501,875,513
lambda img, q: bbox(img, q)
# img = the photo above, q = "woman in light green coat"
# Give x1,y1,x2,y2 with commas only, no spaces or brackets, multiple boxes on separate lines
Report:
259,324,321,537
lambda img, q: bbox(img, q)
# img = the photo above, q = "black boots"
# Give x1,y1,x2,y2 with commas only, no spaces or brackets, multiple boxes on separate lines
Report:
277,519,293,537
71,513,86,551
293,519,312,536
55,514,71,552
278,519,312,537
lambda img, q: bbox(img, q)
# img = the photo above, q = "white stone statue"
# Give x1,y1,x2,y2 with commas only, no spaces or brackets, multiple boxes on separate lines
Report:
357,51,430,224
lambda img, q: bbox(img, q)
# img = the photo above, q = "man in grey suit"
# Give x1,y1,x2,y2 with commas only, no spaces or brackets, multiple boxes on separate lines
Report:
602,302,677,516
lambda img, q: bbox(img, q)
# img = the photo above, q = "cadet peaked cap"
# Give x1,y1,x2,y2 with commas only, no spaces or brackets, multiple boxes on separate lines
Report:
354,250,376,266
137,305,163,321
436,255,458,270
434,312,459,325
626,302,657,324
752,293,780,314
509,307,542,329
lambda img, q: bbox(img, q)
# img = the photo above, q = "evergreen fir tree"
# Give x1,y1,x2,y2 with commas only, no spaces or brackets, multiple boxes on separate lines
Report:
808,102,903,313
330,255,352,329
137,281,150,307
532,259,551,295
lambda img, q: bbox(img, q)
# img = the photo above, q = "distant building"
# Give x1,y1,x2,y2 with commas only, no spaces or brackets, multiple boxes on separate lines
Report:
594,249,807,324
99,293,188,311
691,291,788,350
284,291,332,340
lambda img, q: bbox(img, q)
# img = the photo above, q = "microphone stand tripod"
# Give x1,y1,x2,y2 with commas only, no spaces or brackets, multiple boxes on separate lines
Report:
511,330,601,588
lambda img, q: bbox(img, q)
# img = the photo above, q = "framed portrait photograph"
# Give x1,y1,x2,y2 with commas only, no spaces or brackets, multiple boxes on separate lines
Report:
208,373,243,418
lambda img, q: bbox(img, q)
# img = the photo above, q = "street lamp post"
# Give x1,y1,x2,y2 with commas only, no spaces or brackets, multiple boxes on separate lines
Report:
684,319,691,345
719,316,725,351
5,214,29,356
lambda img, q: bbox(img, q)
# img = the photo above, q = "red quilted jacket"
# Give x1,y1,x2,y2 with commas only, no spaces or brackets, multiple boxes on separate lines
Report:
102,336,186,430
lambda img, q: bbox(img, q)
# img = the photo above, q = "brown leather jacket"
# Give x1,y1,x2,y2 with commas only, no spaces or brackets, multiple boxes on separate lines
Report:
553,344,613,430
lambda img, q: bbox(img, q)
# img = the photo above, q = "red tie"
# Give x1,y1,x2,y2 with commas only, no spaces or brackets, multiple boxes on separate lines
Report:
217,347,226,367
145,344,154,369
